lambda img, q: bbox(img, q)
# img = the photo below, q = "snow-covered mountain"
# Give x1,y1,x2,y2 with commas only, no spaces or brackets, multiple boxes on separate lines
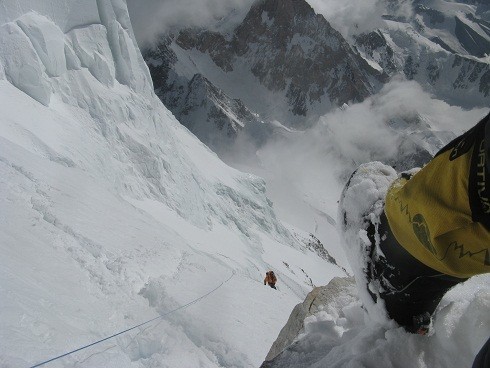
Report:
144,0,488,162
0,1,346,367
144,0,386,144
354,0,490,107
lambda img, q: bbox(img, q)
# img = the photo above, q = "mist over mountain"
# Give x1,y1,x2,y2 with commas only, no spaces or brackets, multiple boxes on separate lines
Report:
137,0,488,158
144,0,386,139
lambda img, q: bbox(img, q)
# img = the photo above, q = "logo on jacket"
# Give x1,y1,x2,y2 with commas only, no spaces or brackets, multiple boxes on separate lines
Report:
412,214,437,255
450,138,472,161
476,140,490,214
438,241,490,267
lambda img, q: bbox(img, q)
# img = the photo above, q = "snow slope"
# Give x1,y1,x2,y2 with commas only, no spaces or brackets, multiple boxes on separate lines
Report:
0,1,345,367
1,1,487,367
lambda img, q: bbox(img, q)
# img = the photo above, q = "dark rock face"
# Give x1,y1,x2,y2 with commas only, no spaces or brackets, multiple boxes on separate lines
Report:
454,16,490,58
176,30,234,72
144,36,176,93
404,55,419,80
143,0,390,150
428,36,457,54
354,30,397,75
452,55,490,97
149,0,386,126
145,38,271,153
233,0,386,112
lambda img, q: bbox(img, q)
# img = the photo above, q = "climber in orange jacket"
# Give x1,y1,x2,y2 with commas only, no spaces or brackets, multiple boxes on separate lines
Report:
264,271,277,289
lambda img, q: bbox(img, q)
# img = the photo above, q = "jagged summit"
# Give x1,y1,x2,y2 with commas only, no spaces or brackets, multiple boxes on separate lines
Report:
142,0,489,171
243,0,317,26
229,0,384,113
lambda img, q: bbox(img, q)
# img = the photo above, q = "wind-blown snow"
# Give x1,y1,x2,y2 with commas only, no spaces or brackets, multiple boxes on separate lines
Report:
338,162,398,323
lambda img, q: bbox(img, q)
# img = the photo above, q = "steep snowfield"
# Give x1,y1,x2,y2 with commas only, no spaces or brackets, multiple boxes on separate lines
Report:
1,1,488,367
0,1,344,367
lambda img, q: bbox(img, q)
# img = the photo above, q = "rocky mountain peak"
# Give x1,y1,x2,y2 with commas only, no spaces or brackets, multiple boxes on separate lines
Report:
144,0,386,147
246,0,316,25
233,0,334,55
227,0,384,118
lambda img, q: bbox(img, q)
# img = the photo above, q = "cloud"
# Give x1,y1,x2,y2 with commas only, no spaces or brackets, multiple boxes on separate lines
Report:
307,0,384,38
306,0,414,39
127,0,255,48
313,78,487,168
222,79,488,232
126,0,416,49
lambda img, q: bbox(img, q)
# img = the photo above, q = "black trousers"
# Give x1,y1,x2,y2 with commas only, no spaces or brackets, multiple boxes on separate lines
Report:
367,212,466,330
472,337,490,368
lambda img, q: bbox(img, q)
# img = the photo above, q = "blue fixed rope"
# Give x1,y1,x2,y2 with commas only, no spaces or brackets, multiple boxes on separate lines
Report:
29,270,235,368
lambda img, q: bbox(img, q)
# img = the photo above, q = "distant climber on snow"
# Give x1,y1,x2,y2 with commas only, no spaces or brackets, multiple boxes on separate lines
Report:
264,271,277,289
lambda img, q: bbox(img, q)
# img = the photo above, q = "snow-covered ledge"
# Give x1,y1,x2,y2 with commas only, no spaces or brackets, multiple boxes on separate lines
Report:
262,276,356,364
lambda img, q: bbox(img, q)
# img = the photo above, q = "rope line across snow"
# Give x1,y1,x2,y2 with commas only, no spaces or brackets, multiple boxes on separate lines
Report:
29,270,236,368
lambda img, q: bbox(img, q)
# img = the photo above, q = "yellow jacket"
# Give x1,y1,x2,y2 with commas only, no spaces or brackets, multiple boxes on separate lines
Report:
384,114,490,278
